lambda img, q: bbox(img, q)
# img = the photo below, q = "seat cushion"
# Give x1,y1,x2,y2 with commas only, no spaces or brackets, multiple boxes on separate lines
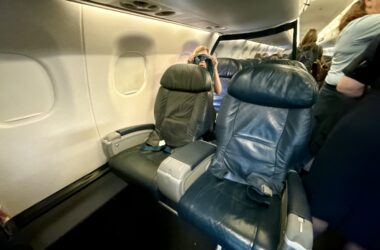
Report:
178,171,281,250
109,145,169,197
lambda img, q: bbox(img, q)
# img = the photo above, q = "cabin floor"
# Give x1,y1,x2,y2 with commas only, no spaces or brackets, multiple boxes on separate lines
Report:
47,185,347,250
1,183,342,250
45,184,347,250
47,185,217,250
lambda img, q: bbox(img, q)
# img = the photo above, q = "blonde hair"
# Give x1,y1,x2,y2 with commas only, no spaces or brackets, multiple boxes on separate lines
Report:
300,29,318,46
338,0,366,31
192,45,209,56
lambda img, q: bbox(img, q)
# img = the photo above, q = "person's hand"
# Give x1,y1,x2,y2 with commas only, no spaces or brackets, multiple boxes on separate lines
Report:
211,56,218,68
187,55,194,64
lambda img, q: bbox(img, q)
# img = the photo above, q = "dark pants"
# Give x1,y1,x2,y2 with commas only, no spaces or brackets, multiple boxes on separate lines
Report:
304,92,380,249
309,83,357,155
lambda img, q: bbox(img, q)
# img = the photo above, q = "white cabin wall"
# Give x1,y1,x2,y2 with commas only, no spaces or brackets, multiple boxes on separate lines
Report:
81,4,214,136
0,0,105,217
0,0,214,217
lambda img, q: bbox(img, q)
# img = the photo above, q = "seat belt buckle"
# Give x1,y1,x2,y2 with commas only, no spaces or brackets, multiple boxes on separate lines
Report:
158,140,166,146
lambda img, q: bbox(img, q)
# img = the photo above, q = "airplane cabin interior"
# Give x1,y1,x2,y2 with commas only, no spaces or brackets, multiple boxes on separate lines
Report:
0,0,368,249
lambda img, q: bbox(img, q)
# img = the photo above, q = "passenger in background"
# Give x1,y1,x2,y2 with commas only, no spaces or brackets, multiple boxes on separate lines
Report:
269,53,280,60
254,53,262,59
303,33,380,250
282,53,290,59
309,0,380,155
296,28,323,73
188,45,222,95
312,50,330,89
253,53,263,64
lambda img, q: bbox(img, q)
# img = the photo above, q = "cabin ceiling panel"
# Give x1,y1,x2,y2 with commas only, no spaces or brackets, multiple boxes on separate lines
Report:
154,0,300,33
71,0,300,34
251,31,294,49
299,0,353,46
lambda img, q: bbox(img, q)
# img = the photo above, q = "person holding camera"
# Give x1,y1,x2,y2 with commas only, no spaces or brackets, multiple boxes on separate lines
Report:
188,45,222,95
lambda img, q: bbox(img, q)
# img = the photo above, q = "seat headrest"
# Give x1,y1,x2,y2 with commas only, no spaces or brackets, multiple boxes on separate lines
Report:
263,59,307,71
229,64,317,108
160,64,212,92
246,58,262,67
217,58,242,78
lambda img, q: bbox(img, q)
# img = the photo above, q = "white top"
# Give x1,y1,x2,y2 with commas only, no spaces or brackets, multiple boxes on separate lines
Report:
325,14,380,86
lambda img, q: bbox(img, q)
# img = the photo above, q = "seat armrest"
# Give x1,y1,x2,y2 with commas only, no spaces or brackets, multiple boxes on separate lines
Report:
170,140,216,170
102,124,155,158
116,124,155,136
287,171,311,219
157,140,216,203
280,170,313,250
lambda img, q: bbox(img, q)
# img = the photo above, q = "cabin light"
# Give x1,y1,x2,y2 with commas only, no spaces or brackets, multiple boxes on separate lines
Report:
206,25,226,30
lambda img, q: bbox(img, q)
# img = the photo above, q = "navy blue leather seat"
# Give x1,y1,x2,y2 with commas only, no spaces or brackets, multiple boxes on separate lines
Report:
178,64,317,250
243,58,262,68
263,59,308,71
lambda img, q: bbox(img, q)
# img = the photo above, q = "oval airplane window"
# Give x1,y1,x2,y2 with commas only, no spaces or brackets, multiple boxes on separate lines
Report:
0,53,54,125
114,52,146,95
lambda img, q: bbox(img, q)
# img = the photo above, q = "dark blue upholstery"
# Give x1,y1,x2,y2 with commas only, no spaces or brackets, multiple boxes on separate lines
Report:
229,63,315,108
211,64,317,196
179,171,281,250
178,64,317,250
262,59,307,71
243,58,262,68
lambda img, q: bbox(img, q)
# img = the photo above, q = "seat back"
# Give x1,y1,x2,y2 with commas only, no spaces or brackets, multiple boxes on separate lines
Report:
209,63,317,198
146,64,215,148
263,58,308,71
244,58,262,68
213,58,242,112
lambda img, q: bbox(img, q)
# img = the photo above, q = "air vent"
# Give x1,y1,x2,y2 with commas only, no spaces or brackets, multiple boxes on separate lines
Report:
155,11,175,16
132,1,149,7
119,0,177,16
120,0,160,12
147,5,158,10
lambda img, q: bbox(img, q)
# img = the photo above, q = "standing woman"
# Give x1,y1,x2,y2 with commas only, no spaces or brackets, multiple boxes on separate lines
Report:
304,33,380,250
296,28,323,73
309,0,380,155
188,45,222,95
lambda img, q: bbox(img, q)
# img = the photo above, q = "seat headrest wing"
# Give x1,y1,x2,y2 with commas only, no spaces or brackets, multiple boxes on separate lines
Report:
229,64,317,108
263,59,307,71
217,58,242,78
160,64,212,92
